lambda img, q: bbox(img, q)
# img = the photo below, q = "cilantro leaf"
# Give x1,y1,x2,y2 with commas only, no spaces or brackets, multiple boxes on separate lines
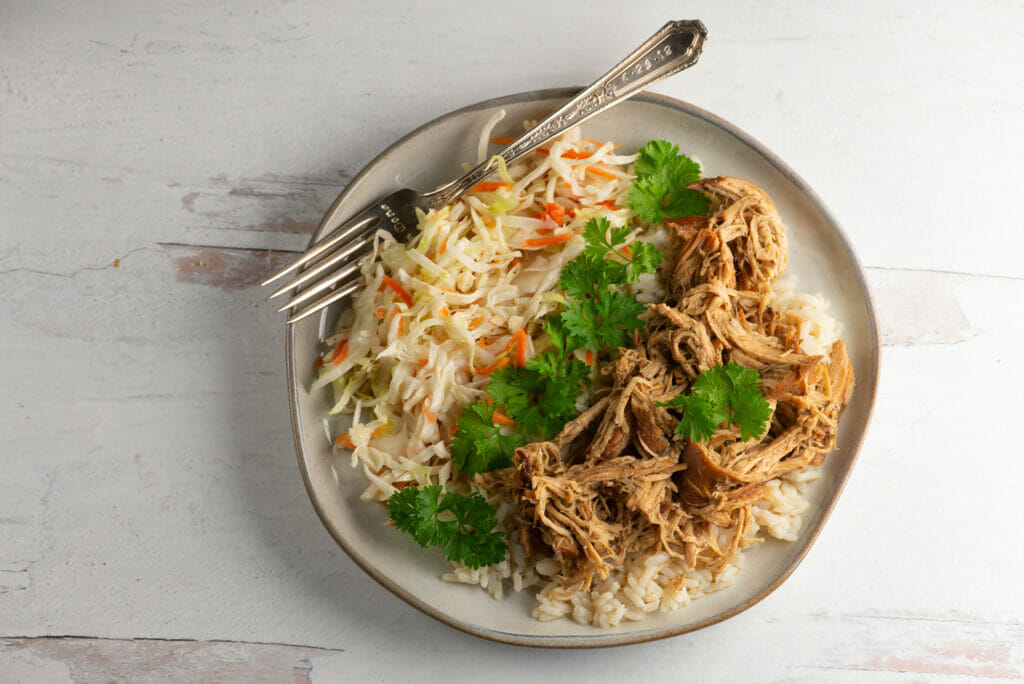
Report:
558,252,614,301
593,290,647,349
628,140,711,225
582,217,632,261
388,485,507,569
539,317,575,356
489,364,587,440
658,362,772,442
628,175,710,225
450,401,522,477
625,241,663,282
729,385,774,441
578,217,663,284
385,484,422,539
701,363,773,441
388,485,453,548
660,393,726,442
635,139,702,185
561,298,600,352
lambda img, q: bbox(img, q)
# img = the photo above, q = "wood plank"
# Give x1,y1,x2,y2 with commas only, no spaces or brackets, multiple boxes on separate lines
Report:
0,637,329,682
160,244,297,291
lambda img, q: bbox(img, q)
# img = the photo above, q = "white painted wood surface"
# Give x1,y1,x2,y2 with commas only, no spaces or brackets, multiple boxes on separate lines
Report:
2,1,1022,680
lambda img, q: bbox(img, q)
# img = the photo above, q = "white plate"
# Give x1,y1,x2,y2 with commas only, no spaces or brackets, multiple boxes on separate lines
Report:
286,89,880,648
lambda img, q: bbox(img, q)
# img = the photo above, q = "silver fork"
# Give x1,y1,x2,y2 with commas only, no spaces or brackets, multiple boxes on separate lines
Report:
263,19,707,323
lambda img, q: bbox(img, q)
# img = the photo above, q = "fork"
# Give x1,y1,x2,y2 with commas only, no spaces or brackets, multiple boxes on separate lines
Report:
263,19,708,323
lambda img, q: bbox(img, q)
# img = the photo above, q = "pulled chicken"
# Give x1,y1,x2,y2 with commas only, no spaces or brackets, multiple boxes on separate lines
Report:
489,177,855,590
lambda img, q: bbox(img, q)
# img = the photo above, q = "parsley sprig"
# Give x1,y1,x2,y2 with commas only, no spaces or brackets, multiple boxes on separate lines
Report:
559,217,663,353
627,140,710,225
449,217,662,479
450,401,523,478
658,362,773,442
387,485,506,569
387,139,708,568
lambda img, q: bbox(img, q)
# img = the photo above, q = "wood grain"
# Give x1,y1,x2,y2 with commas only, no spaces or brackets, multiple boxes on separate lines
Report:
2,0,1023,681
161,244,297,290
0,638,326,682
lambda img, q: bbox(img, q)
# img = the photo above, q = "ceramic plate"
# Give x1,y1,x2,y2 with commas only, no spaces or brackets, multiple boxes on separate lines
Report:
286,88,879,648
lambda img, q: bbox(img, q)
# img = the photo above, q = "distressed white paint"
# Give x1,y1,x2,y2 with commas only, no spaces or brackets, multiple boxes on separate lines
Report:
2,0,1022,680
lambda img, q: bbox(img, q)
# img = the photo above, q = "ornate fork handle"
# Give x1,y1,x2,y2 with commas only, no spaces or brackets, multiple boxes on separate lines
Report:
428,20,708,207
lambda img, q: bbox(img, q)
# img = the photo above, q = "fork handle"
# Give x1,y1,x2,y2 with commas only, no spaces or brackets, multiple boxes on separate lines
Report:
428,19,708,207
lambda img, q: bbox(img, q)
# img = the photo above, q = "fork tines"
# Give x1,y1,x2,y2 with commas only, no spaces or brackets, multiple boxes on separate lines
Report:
263,208,381,323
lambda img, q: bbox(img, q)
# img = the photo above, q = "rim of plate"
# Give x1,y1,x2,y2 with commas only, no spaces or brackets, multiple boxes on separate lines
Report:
285,87,881,649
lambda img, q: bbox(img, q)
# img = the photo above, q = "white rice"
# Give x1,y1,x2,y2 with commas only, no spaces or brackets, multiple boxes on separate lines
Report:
442,279,840,628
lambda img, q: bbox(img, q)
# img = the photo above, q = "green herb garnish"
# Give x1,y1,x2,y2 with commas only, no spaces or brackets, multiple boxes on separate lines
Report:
627,140,710,225
447,217,661,479
659,362,773,442
387,485,506,569
449,401,523,478
559,217,662,353
391,139,710,567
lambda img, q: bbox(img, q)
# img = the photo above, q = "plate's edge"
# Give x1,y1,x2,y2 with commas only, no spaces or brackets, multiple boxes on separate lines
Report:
285,87,882,649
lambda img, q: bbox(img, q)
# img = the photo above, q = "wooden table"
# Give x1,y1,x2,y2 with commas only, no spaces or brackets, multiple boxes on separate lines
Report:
3,2,1022,680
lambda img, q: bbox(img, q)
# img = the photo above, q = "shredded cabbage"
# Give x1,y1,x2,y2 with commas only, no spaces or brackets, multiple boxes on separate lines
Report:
312,125,640,502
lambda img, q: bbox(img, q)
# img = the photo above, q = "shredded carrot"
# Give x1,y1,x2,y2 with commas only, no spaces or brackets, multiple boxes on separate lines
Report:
585,350,594,366
312,358,324,370
513,328,528,367
438,233,449,255
618,245,633,259
383,276,413,307
373,307,386,319
489,135,514,145
418,358,429,366
377,280,387,292
535,227,554,235
470,181,510,193
393,481,412,490
422,404,436,423
439,306,450,317
469,357,510,374
561,149,590,160
510,257,520,267
468,317,484,330
536,147,550,155
331,340,349,366
371,425,390,438
335,432,356,449
396,317,404,337
586,166,617,180
523,233,572,248
476,336,494,348
596,199,617,209
545,202,566,225
492,410,517,427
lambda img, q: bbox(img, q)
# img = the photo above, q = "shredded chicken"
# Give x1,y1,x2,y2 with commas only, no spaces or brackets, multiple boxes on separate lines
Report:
491,177,855,590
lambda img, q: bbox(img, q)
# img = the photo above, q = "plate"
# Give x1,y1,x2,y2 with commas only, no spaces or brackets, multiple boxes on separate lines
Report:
286,88,880,648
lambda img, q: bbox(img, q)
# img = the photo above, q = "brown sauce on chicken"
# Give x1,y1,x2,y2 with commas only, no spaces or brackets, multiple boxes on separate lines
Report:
480,177,855,590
